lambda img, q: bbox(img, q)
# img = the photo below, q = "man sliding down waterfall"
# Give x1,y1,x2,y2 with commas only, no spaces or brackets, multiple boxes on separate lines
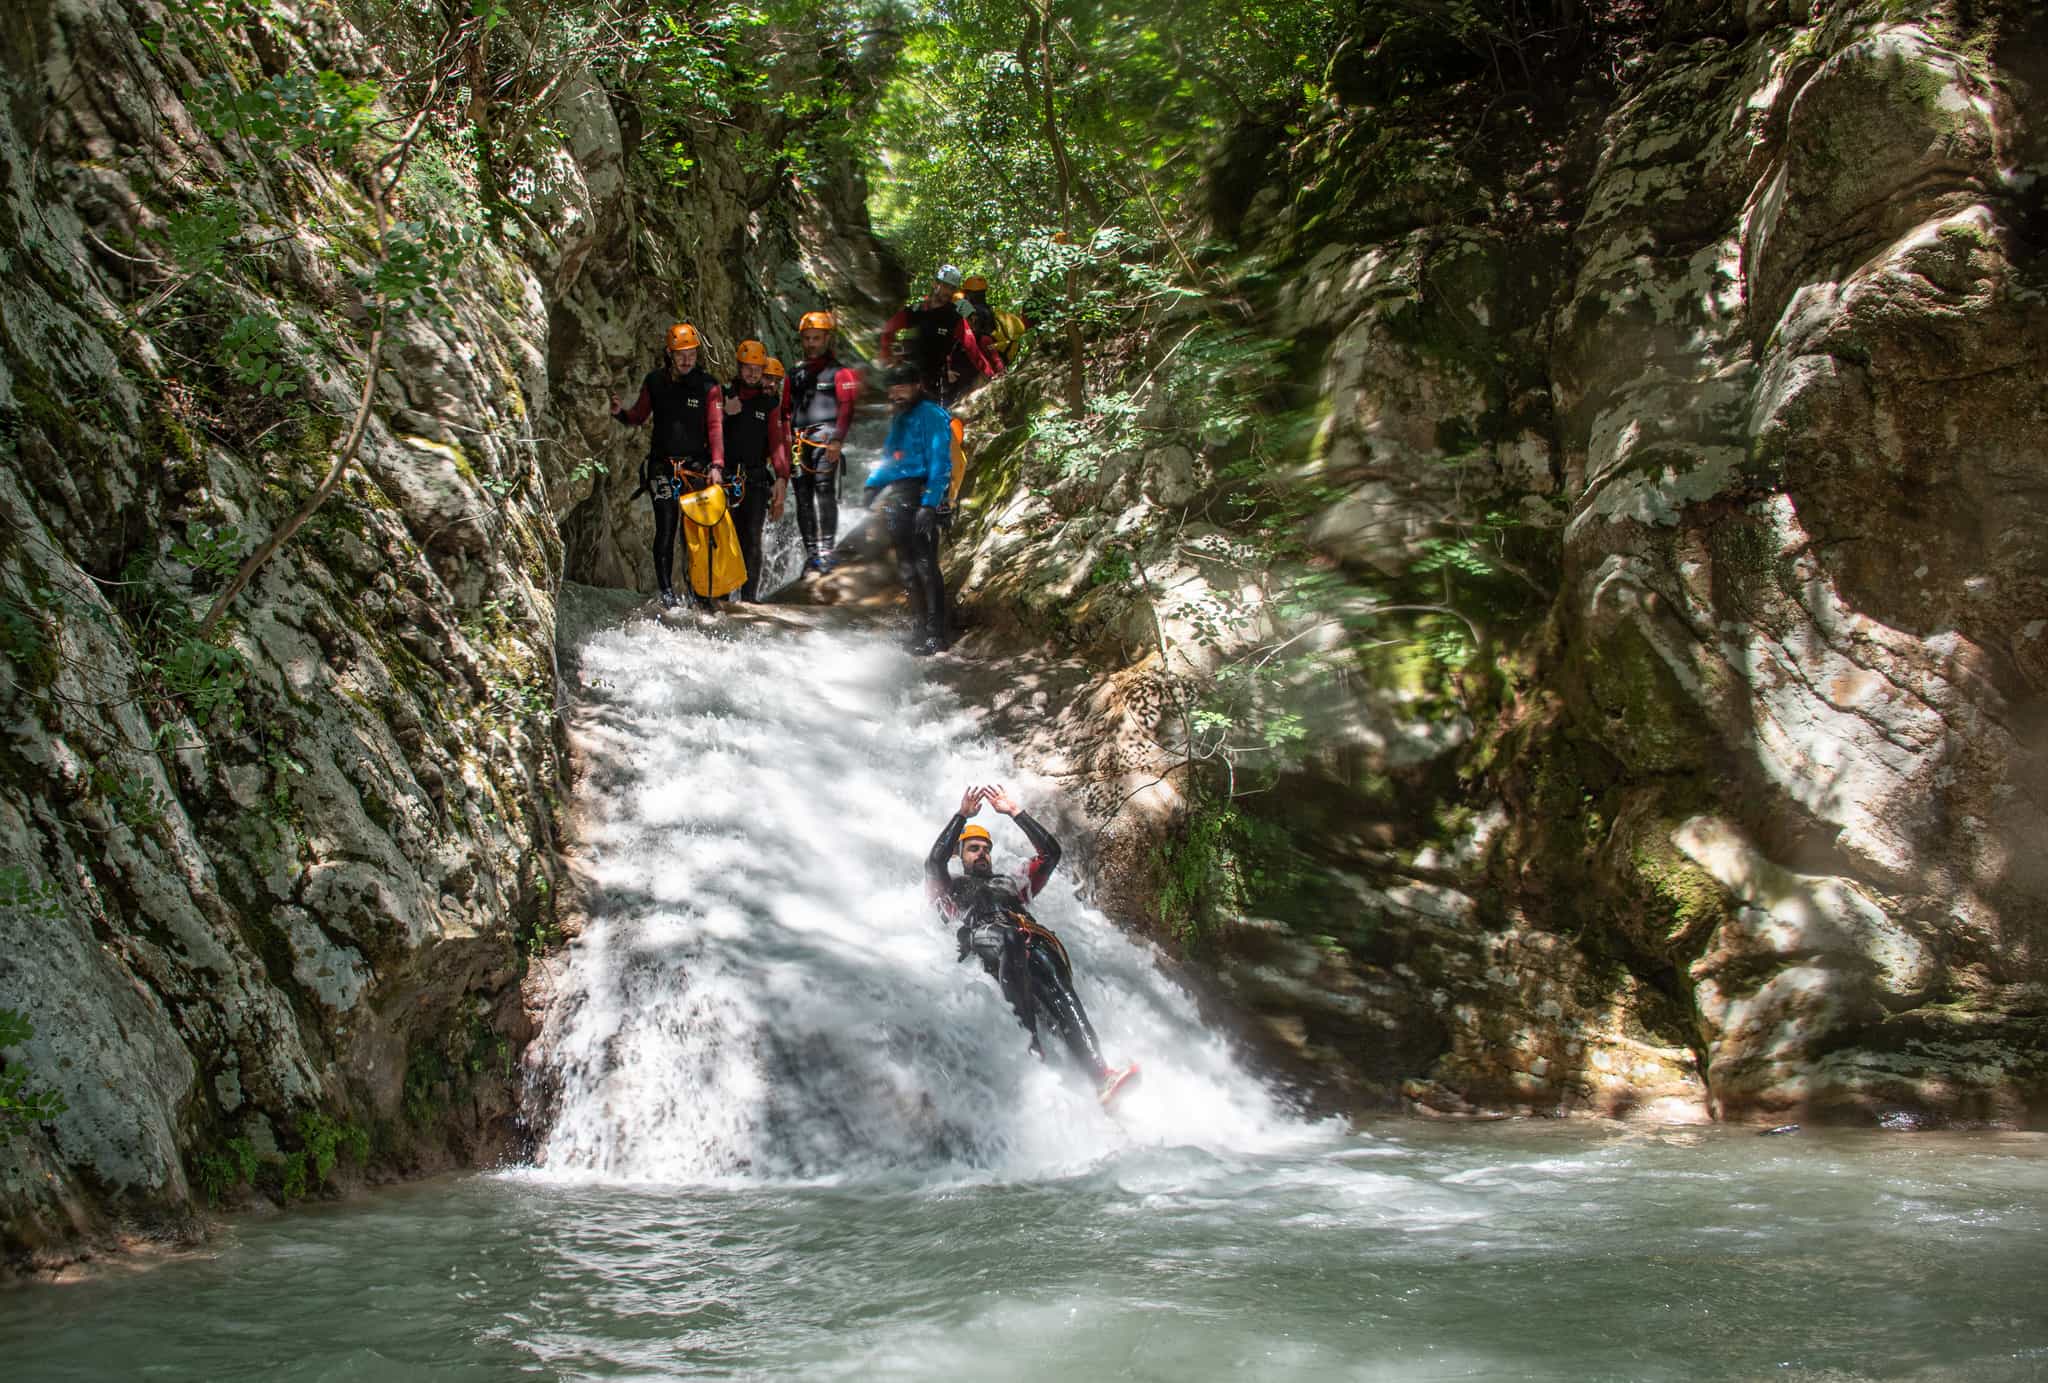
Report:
925,785,1141,1108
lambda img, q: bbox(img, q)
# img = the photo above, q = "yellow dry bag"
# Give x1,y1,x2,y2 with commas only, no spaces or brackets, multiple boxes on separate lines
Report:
991,309,1026,364
677,484,746,599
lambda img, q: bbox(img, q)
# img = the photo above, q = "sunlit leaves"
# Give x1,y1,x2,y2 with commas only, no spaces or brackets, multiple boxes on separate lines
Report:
157,199,243,275
866,0,1338,290
187,69,381,160
218,315,298,397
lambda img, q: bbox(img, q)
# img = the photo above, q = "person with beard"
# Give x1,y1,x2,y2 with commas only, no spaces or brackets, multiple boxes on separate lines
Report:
924,783,1140,1107
611,322,725,609
860,364,955,655
784,310,862,575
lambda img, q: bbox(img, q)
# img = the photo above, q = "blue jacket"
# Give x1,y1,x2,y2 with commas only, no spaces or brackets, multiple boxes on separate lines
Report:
865,399,954,509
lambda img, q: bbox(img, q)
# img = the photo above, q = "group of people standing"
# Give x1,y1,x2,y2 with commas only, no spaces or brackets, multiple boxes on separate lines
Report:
607,280,1134,1102
607,264,1017,645
609,311,860,608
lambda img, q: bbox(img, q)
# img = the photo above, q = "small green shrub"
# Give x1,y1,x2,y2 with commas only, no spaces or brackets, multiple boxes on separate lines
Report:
295,1110,369,1185
0,1006,66,1144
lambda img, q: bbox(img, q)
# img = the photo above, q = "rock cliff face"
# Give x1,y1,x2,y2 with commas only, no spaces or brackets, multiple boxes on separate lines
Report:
948,0,2048,1127
0,0,857,1269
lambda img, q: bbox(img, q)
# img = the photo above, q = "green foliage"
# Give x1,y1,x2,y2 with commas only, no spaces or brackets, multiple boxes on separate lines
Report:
868,0,1336,282
67,540,257,748
1152,792,1309,949
0,586,57,687
1088,548,1132,589
0,870,68,1143
275,1149,310,1201
563,0,890,195
520,903,561,957
463,1013,513,1078
87,760,174,830
218,315,299,398
196,1135,263,1204
187,69,381,161
487,670,553,725
0,1006,67,1145
157,199,244,276
197,1115,365,1205
159,637,249,733
169,524,245,580
296,1111,370,1184
395,131,486,235
195,1151,238,1202
367,221,476,316
403,1043,450,1125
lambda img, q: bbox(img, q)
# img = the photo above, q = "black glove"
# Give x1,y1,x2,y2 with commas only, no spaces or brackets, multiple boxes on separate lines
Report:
858,486,877,510
915,505,939,539
628,479,649,501
936,504,954,531
955,925,972,963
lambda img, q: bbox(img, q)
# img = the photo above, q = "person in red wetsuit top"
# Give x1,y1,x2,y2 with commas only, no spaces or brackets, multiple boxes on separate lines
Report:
783,310,862,575
609,322,725,609
879,264,999,407
720,339,788,602
924,783,1140,1105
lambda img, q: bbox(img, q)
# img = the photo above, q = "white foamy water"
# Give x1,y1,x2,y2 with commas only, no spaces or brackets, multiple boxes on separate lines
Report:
533,590,1302,1185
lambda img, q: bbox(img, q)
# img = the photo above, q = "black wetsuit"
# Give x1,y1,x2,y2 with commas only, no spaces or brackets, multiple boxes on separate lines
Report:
878,479,949,647
615,364,721,600
786,355,856,566
723,379,780,601
925,811,1109,1080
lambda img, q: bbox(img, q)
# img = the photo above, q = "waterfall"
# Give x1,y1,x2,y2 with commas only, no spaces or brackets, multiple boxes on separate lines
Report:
532,421,1297,1185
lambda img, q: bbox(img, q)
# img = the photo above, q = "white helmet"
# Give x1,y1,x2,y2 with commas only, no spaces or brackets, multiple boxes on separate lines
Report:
934,264,964,287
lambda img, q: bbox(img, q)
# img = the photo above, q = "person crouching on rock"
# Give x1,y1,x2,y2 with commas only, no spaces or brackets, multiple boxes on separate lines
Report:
862,364,954,656
721,339,788,602
610,322,725,609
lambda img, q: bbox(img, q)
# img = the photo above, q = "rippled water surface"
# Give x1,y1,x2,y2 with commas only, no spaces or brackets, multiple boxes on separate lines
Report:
8,1125,2048,1381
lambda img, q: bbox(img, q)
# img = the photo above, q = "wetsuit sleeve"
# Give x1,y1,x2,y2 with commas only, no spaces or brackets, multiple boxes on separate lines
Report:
926,814,966,904
614,382,652,426
880,310,909,362
769,397,790,479
705,385,724,467
832,367,859,443
1012,810,1061,899
953,319,997,379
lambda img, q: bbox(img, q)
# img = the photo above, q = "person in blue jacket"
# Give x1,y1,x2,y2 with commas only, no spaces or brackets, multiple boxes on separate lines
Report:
863,363,956,655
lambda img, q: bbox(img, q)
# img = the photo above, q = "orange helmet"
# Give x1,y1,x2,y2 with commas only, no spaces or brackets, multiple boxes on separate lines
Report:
799,310,835,332
763,357,786,379
959,823,992,850
1052,231,1071,245
964,276,987,292
736,339,767,366
665,323,700,351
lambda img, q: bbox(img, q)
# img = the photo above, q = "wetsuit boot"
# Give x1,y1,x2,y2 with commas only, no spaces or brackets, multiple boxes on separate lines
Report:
884,479,949,655
794,468,821,571
794,440,841,572
651,494,680,607
816,459,840,570
735,466,772,601
1027,935,1109,1083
